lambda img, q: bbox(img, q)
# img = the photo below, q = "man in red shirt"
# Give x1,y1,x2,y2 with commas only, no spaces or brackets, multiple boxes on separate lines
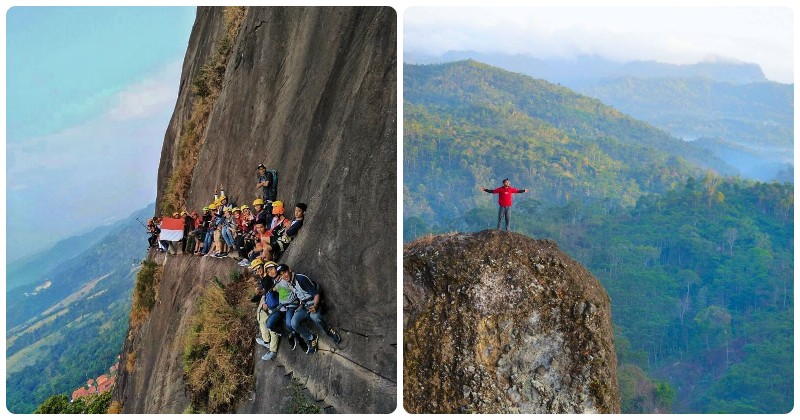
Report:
483,178,528,231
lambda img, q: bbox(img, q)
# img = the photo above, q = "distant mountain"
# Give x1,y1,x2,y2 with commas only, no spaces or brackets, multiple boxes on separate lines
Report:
5,204,152,413
692,137,793,182
581,77,792,143
404,60,732,230
619,59,767,84
580,77,793,181
6,224,118,291
404,51,793,181
406,51,769,86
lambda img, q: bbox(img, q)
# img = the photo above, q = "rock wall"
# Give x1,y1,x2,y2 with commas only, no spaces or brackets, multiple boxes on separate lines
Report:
404,230,620,413
115,6,396,414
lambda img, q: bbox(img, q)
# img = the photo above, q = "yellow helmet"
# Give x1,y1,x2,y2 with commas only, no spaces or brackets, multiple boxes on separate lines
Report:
209,203,218,210
240,204,250,210
232,207,241,212
263,260,277,269
272,200,283,208
253,198,264,206
249,258,264,269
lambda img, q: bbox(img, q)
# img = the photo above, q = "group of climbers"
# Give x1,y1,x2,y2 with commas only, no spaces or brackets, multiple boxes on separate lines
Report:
146,164,304,264
249,259,341,359
145,164,339,359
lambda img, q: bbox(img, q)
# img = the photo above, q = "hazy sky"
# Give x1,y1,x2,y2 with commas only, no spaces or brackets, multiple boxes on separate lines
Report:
404,6,794,83
5,7,196,261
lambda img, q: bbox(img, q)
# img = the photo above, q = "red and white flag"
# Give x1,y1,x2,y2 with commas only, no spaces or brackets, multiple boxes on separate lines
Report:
159,217,185,241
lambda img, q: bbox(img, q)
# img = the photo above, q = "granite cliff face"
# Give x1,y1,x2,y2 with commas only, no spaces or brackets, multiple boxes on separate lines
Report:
114,6,396,413
404,230,620,413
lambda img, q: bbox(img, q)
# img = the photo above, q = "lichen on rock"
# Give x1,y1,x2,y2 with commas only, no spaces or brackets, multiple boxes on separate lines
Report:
404,230,621,414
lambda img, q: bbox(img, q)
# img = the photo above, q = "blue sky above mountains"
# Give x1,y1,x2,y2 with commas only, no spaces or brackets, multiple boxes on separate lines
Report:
405,6,793,83
3,4,795,263
6,7,196,261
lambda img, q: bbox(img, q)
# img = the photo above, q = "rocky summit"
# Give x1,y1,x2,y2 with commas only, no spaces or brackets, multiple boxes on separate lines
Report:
404,230,620,413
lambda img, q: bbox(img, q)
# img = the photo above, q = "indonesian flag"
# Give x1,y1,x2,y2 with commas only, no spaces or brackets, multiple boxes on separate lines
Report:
158,217,185,241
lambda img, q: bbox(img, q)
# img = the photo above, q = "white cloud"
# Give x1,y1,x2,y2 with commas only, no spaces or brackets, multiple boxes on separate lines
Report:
8,182,29,192
404,6,794,83
6,59,181,256
7,60,182,178
107,60,183,121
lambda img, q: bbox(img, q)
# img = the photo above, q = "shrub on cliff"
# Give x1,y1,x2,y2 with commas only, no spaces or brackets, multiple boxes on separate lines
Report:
130,260,163,329
162,6,246,214
182,272,256,413
34,392,112,414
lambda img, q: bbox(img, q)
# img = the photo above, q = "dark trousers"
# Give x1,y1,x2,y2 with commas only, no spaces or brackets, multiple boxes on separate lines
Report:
266,307,296,336
236,236,254,259
292,306,331,342
182,229,192,252
497,206,511,230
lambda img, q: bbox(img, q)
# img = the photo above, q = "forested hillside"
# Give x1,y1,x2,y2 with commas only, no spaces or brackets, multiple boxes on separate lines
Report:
406,53,793,182
5,205,152,413
404,61,733,232
6,224,116,291
581,77,792,147
413,178,793,413
410,52,769,86
580,77,793,181
403,60,793,413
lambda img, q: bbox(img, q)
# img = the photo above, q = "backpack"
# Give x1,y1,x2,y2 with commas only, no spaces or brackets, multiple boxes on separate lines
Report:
264,290,280,311
266,169,278,201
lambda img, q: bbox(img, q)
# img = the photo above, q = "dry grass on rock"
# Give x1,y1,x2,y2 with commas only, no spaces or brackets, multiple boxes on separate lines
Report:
182,273,257,413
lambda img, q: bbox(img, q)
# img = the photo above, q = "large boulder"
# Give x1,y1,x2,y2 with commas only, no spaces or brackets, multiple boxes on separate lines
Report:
404,230,620,413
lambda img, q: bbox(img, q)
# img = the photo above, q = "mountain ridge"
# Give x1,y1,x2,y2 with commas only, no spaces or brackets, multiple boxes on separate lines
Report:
404,52,793,181
5,204,153,413
404,59,733,232
406,51,772,84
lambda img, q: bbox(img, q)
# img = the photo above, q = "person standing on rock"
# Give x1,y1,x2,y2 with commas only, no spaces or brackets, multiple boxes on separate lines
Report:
482,178,528,231
146,216,160,249
192,206,212,255
181,210,195,254
256,164,276,205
